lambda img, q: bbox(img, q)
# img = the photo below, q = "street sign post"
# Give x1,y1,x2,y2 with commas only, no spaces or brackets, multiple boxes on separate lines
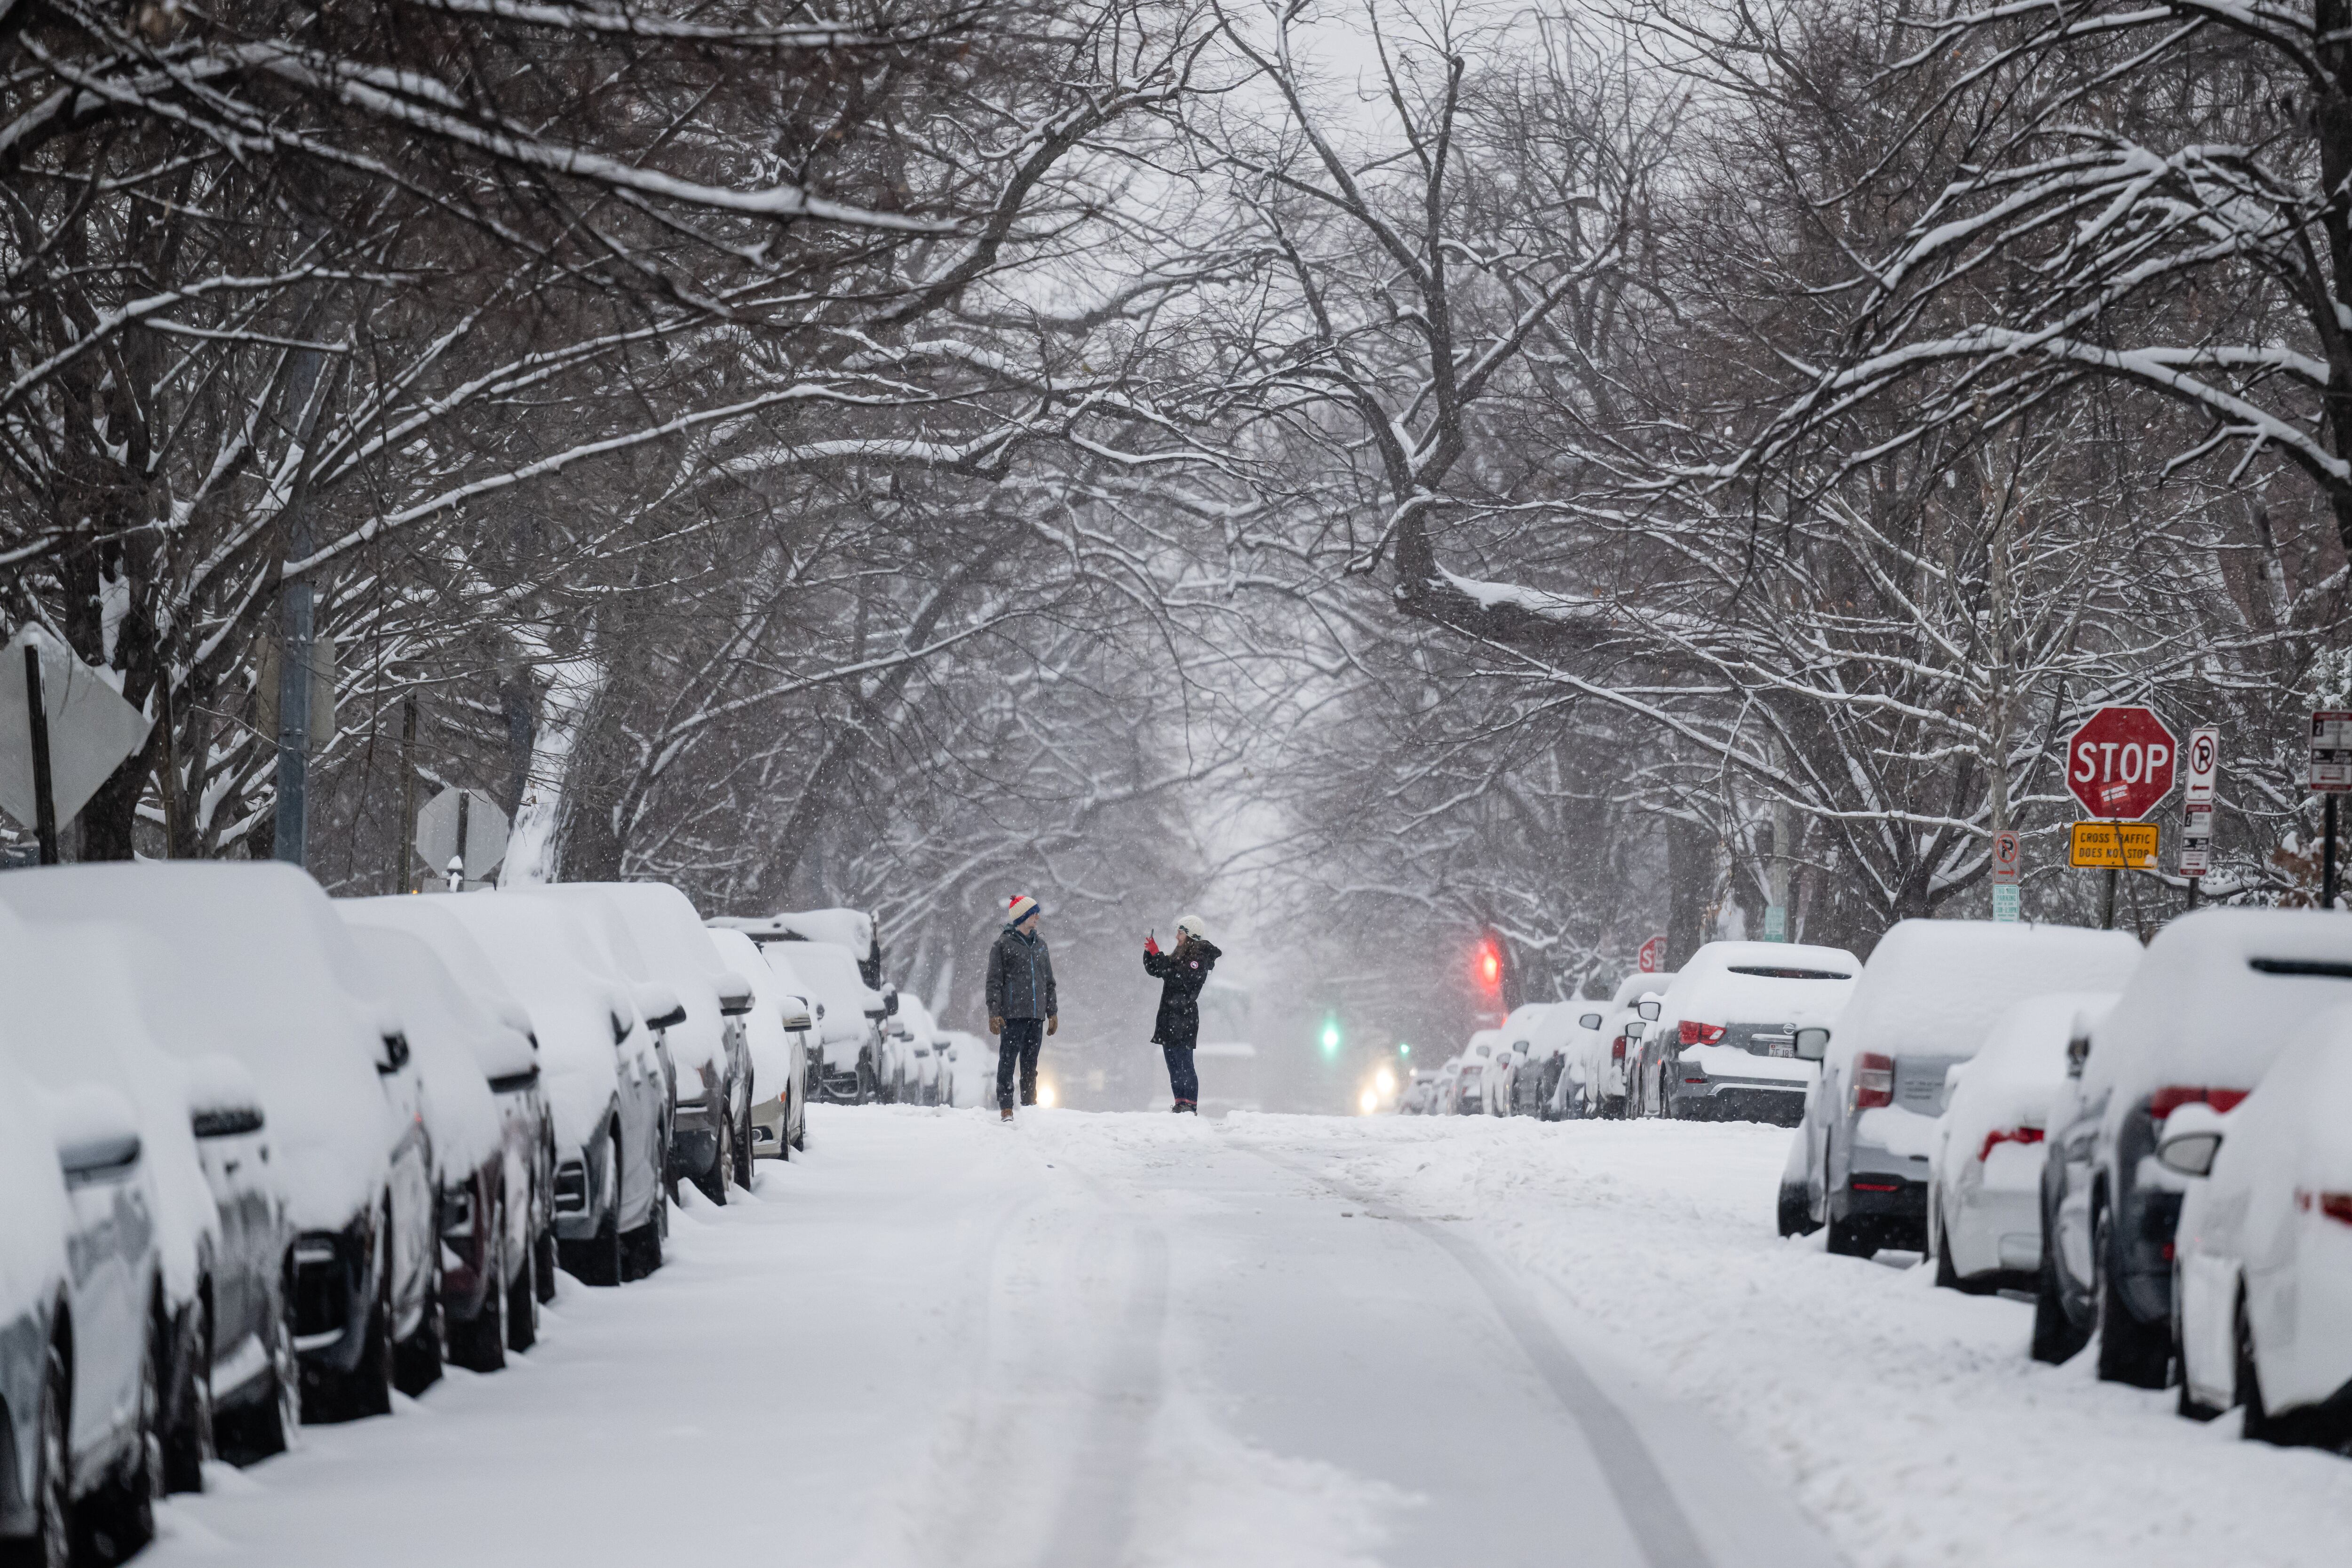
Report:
2181,726,2219,905
1990,829,2021,923
414,786,509,890
0,628,152,863
2066,707,2177,928
1637,934,1666,973
2311,712,2352,908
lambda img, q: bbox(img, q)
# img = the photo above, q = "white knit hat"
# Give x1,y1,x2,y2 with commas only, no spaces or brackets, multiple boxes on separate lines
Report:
1007,894,1039,926
1175,913,1209,943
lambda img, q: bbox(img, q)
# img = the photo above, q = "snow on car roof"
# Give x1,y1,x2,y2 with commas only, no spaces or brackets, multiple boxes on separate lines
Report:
527,883,729,1076
777,939,883,1048
1827,920,2143,1069
1656,940,1859,1031
2088,907,2352,1099
337,896,536,1042
710,906,875,957
342,923,509,1180
0,862,396,1232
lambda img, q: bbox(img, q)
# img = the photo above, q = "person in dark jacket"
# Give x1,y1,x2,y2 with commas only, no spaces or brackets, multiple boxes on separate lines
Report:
985,894,1057,1119
1144,913,1220,1113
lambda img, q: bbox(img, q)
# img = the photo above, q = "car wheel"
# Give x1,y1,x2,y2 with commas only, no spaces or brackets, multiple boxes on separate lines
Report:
163,1293,216,1492
318,1238,397,1419
448,1222,508,1375
777,1088,793,1163
695,1117,731,1206
2238,1289,2286,1444
219,1272,302,1462
620,1211,663,1281
791,1110,807,1153
1930,1186,1989,1294
1776,1179,1819,1238
18,1340,68,1568
2092,1201,2170,1388
392,1253,445,1397
855,1056,875,1105
507,1228,540,1353
734,1100,755,1187
80,1306,164,1562
2030,1226,2089,1364
563,1140,626,1288
534,1226,559,1305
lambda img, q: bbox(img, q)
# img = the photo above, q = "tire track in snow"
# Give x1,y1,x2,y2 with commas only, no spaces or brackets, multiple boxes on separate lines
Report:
1037,1222,1168,1568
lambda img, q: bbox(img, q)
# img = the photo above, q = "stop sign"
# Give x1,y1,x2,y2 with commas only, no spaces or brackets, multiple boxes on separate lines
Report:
2066,706,2178,820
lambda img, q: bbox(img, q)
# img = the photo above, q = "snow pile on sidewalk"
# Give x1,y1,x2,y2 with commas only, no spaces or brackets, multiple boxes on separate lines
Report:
1235,1113,2352,1568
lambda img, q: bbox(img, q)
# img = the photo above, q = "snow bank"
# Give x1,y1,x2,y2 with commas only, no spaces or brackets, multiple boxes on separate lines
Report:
1827,920,2143,1073
2088,907,2352,1103
339,923,509,1180
0,863,395,1231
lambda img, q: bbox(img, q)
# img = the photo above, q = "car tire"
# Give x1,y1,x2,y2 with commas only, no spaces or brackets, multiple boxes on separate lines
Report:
564,1143,626,1288
2030,1233,2089,1364
313,1238,397,1420
535,1226,559,1305
791,1112,807,1153
1930,1190,1992,1295
695,1118,732,1207
163,1293,215,1493
14,1339,69,1568
218,1274,301,1463
448,1223,508,1375
734,1099,755,1187
392,1254,445,1397
79,1305,164,1563
2093,1201,2170,1389
777,1088,793,1162
855,1056,875,1106
620,1212,663,1281
1776,1179,1819,1238
507,1229,540,1353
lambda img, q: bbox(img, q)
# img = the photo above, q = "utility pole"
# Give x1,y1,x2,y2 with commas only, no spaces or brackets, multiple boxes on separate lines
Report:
396,692,419,893
270,348,329,869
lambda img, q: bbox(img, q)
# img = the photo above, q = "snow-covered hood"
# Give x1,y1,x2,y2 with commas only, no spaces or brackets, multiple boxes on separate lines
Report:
523,883,734,1082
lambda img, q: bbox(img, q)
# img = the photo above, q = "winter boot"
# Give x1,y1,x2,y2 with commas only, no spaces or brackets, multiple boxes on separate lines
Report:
1001,1105,1015,1123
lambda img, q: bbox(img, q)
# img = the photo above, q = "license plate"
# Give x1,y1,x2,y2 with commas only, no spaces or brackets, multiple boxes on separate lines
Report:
1756,1035,1794,1058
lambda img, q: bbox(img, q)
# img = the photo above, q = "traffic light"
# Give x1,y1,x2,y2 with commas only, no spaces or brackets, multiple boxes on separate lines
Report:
1320,1015,1342,1057
1476,937,1503,993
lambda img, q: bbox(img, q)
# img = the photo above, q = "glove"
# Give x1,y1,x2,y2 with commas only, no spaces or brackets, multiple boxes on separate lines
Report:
1047,1015,1059,1035
989,1015,1005,1035
1145,934,1160,955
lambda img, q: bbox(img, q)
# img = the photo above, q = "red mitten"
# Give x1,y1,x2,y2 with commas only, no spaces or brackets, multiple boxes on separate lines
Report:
1144,934,1161,955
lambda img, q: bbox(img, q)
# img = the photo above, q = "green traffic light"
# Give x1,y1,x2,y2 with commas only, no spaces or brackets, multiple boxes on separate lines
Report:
1320,1016,1341,1056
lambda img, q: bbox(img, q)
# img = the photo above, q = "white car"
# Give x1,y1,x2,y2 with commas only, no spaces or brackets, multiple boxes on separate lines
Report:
707,927,810,1160
936,1030,992,1108
1433,1054,1467,1114
1489,1004,1557,1115
1645,942,1858,1124
1929,992,2119,1293
1457,1030,1505,1114
767,940,889,1103
1572,973,1673,1117
2169,1006,2352,1447
893,995,948,1106
1789,921,2138,1255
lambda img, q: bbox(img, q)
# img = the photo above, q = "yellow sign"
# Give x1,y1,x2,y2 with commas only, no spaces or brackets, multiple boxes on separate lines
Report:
2070,821,2160,869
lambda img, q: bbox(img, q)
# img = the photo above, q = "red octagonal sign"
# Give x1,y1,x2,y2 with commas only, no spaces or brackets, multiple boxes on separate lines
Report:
2066,706,2178,820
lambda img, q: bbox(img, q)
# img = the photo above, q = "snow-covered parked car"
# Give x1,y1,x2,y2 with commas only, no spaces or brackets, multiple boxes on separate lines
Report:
1570,974,1672,1119
0,1055,167,1566
1400,1068,1436,1115
1928,992,2120,1294
340,914,542,1370
707,927,810,1160
0,864,437,1424
1490,1003,1556,1116
1643,941,1858,1124
435,895,672,1286
892,994,948,1106
1788,921,2138,1256
341,898,557,1329
2168,1004,2352,1446
530,883,754,1205
1539,1003,1608,1119
2038,908,2352,1386
938,1030,992,1109
772,940,890,1104
1455,1030,1504,1114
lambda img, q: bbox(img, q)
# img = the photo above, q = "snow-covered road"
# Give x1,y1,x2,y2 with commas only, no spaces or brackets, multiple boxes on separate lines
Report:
142,1109,2349,1568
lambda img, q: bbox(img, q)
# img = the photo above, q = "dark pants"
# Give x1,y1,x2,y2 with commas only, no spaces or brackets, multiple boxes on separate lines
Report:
1163,1043,1198,1108
997,1018,1044,1109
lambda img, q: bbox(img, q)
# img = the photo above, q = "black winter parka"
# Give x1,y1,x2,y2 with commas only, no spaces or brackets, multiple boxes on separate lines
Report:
1144,939,1221,1048
985,926,1057,1021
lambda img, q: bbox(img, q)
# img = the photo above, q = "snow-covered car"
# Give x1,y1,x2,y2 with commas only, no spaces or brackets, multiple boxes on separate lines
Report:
0,1058,165,1565
1789,921,2139,1256
0,863,434,1424
1400,1068,1436,1115
1432,1054,1466,1114
2169,1005,2352,1446
892,994,948,1106
1929,991,2119,1294
764,939,890,1103
2038,908,2352,1387
1643,942,1858,1124
1454,1030,1504,1114
710,907,886,990
529,883,754,1205
435,895,672,1286
1490,1003,1556,1115
340,898,557,1330
1565,976,1672,1119
938,1030,992,1109
1537,1004,1607,1119
708,927,810,1160
340,916,540,1371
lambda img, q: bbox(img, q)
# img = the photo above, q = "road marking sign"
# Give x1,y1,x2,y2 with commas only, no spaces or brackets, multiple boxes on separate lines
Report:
2069,821,2159,869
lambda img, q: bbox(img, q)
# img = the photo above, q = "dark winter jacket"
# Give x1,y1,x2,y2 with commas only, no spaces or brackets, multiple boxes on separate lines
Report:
1145,939,1221,1048
985,926,1057,1022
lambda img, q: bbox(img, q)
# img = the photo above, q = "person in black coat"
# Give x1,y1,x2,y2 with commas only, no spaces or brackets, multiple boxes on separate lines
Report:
985,894,1057,1119
1144,914,1220,1113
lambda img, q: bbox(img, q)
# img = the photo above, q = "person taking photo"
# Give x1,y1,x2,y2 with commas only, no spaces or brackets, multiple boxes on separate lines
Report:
1144,915,1220,1113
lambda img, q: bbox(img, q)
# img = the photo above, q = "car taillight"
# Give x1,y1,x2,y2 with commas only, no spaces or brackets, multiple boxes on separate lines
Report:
2296,1190,2352,1226
1978,1126,2045,1164
1610,1035,1627,1061
1851,1052,1894,1110
2148,1085,2249,1119
1679,1021,1726,1046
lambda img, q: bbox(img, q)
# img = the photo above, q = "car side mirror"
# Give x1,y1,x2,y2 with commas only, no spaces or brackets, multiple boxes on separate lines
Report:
716,972,756,1018
2156,1102,2227,1177
1638,1000,1661,1021
1793,1027,1830,1062
1580,1013,1603,1030
191,1102,265,1139
1626,1021,1645,1041
2066,1031,2092,1079
377,1031,412,1075
779,995,814,1032
883,987,900,1017
634,983,687,1032
54,1089,142,1179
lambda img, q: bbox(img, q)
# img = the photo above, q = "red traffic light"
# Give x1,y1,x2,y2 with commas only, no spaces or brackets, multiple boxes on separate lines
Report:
1476,941,1502,989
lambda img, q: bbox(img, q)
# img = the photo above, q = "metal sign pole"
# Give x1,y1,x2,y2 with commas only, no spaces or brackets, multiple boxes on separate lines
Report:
2101,820,2120,931
23,645,58,865
2328,796,2341,912
396,693,419,894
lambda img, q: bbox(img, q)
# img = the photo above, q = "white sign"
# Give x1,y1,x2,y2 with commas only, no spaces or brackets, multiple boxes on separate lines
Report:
2313,711,2352,793
1991,884,2020,923
414,786,509,882
2184,726,2219,807
0,628,151,834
